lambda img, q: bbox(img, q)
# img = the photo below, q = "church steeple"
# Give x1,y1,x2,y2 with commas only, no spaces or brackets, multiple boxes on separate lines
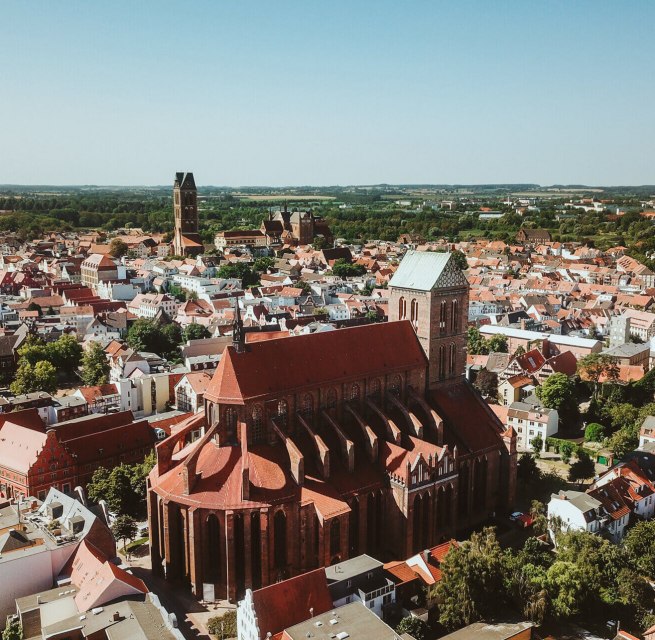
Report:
232,298,246,353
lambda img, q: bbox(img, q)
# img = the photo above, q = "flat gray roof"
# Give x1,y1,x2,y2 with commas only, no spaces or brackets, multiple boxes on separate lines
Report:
283,602,400,640
440,621,534,640
325,554,382,583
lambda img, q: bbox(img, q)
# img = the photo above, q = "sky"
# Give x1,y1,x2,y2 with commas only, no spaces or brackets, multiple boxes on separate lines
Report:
2,1,654,186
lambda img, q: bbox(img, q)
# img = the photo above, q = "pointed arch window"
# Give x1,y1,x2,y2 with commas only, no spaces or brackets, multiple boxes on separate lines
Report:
277,400,288,427
224,406,237,443
410,298,419,330
301,394,314,419
439,345,446,379
251,405,264,443
440,300,447,334
398,296,407,320
449,343,456,375
451,299,459,332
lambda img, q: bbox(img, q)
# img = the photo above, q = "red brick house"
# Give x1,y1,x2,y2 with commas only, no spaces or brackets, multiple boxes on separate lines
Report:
0,409,157,501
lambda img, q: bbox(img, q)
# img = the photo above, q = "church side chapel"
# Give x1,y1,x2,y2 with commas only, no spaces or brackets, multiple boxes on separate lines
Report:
147,251,517,602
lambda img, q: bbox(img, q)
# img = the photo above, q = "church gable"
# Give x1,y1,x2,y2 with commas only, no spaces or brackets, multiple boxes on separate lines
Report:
432,258,468,290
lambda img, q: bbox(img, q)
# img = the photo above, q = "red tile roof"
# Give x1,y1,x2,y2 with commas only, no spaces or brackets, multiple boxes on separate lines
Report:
251,568,333,639
206,321,427,405
430,381,504,453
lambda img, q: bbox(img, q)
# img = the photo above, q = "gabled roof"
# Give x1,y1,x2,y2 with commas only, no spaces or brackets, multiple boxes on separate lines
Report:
250,568,333,639
206,321,427,404
389,250,467,291
68,540,147,611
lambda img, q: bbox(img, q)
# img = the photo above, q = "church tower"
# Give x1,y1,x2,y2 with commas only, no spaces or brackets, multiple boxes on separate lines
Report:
173,172,203,256
388,251,469,391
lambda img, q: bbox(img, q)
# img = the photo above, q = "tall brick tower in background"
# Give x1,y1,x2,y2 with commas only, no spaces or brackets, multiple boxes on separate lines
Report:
388,251,469,391
173,172,203,256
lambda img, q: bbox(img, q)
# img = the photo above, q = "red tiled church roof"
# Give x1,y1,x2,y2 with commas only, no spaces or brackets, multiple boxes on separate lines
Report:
206,321,427,405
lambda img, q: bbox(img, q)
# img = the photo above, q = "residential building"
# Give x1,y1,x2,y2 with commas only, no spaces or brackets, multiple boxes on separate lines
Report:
0,488,116,624
80,254,120,288
280,602,401,640
237,569,333,640
507,401,558,451
325,555,395,619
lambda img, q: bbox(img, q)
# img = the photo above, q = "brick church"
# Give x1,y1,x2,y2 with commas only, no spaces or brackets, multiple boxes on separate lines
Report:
172,172,203,256
147,250,517,602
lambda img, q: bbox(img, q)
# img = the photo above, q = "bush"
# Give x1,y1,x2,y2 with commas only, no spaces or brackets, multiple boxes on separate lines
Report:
584,422,605,442
207,610,237,638
396,616,429,640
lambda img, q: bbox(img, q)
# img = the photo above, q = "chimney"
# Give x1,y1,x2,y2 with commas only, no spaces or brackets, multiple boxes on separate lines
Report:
113,611,121,621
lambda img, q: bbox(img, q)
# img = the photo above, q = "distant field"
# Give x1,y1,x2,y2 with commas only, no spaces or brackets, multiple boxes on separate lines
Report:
234,194,336,201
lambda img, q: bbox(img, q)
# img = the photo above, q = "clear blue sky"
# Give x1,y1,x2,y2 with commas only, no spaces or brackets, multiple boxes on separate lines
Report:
3,1,654,186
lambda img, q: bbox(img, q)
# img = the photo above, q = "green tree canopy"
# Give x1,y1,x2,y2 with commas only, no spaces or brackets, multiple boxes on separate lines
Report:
395,616,429,640
109,237,128,258
331,258,366,278
584,422,605,442
10,360,58,395
183,323,211,341
80,341,110,386
207,610,237,639
112,514,138,551
87,452,155,517
437,527,504,630
2,618,22,640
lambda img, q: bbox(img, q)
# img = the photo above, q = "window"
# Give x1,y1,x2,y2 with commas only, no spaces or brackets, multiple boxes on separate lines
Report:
398,296,406,320
251,405,265,443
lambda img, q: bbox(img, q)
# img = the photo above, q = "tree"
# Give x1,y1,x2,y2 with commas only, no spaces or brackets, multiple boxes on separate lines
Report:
112,514,138,552
26,301,42,316
217,262,259,287
395,616,429,640
16,337,49,366
253,256,275,273
449,249,468,271
467,327,488,355
530,435,544,457
578,353,619,399
559,441,575,464
546,561,584,619
513,345,526,358
2,618,22,640
48,333,83,373
80,341,110,385
568,450,595,484
109,238,129,258
331,259,366,278
207,610,237,639
624,520,655,579
127,318,180,357
535,373,579,429
10,360,57,395
183,323,210,342
536,373,575,411
608,426,639,458
517,452,540,483
486,334,508,353
529,500,548,535
87,454,155,517
584,422,605,442
474,370,498,399
437,527,504,630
